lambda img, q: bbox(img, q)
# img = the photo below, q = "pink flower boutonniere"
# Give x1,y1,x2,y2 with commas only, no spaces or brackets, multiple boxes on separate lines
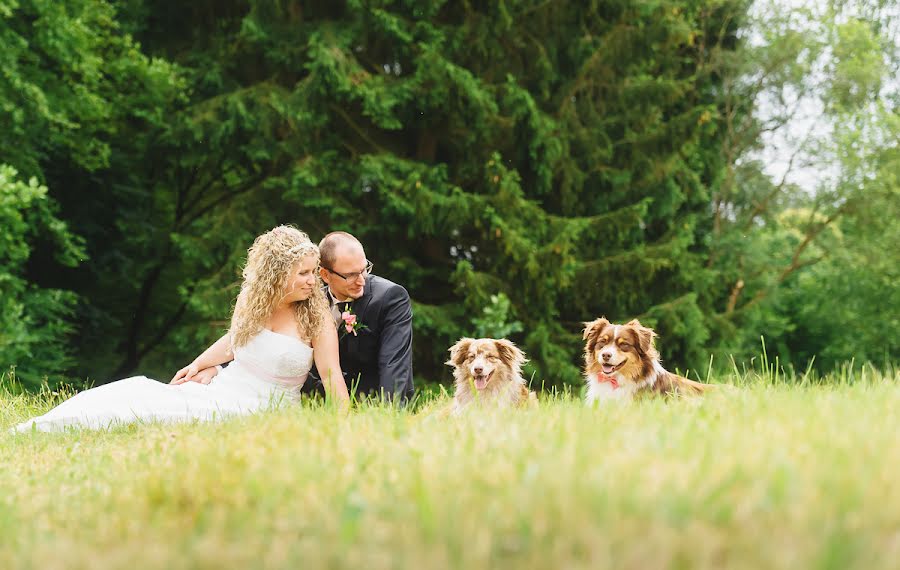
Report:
341,307,368,337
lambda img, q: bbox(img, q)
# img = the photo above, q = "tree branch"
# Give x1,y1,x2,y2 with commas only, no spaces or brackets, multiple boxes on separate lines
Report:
183,171,271,227
112,256,169,377
732,204,846,315
134,292,194,363
725,279,745,314
329,104,387,154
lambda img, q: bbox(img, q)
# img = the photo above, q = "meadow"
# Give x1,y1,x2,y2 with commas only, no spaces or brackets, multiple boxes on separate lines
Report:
2,365,899,570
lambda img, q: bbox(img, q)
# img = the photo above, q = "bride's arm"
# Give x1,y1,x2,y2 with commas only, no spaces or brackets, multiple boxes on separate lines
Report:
170,333,233,384
312,319,350,410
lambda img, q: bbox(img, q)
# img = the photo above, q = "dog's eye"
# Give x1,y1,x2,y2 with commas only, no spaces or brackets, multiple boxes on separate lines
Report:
619,342,631,349
487,355,498,361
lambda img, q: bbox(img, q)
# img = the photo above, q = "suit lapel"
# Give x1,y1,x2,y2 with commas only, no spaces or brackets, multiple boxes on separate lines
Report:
335,276,375,355
350,275,375,326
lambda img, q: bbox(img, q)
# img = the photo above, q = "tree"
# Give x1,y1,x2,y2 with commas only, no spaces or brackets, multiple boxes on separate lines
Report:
0,0,180,385
0,166,84,386
706,0,899,370
86,0,743,385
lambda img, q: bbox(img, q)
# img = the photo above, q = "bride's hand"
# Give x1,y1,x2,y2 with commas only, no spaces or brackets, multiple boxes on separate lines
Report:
170,362,199,384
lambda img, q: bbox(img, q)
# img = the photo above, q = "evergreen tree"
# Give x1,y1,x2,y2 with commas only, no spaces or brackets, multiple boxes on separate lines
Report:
8,1,746,386
96,0,744,385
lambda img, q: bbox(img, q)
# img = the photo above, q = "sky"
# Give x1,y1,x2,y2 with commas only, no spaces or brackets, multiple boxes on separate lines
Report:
753,0,898,195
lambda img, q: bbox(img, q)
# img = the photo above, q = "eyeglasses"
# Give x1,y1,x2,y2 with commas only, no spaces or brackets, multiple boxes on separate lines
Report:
324,260,373,282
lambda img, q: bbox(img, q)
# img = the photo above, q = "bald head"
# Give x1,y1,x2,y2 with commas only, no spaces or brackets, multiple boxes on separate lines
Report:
319,231,364,270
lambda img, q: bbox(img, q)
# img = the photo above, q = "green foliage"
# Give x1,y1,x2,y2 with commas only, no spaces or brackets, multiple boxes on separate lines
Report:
0,0,184,383
779,132,900,369
0,166,85,387
3,0,895,387
2,0,747,386
154,0,743,385
470,293,524,339
0,0,181,176
707,0,900,371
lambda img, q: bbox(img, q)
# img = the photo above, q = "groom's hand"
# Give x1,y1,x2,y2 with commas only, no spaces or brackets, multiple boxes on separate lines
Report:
190,366,219,385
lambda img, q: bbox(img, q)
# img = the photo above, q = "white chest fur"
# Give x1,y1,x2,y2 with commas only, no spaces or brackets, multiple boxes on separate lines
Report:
584,367,661,406
585,375,636,405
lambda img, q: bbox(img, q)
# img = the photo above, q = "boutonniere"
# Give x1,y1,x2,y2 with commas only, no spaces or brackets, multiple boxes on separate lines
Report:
340,306,369,337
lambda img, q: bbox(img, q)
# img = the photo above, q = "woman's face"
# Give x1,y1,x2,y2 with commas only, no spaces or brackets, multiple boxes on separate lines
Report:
282,255,319,303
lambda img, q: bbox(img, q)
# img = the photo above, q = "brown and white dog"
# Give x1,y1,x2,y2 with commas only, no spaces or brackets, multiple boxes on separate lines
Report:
583,317,710,405
446,338,538,414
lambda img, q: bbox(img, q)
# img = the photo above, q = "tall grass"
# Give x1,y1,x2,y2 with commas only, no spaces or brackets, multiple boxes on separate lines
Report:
2,365,899,569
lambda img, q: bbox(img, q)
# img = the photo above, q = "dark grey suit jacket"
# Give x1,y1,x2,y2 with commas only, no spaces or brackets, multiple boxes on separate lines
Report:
305,274,414,403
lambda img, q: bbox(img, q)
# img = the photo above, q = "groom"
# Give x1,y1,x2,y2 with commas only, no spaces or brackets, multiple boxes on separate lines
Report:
304,231,414,404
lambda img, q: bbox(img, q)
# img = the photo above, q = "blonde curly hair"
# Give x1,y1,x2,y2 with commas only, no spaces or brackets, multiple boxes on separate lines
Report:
229,225,328,349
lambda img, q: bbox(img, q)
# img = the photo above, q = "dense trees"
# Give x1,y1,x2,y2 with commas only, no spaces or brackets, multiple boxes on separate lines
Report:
0,0,178,384
707,0,899,368
1,1,896,388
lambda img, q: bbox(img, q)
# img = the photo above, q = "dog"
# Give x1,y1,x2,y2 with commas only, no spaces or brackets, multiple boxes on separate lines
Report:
446,338,538,414
582,317,711,405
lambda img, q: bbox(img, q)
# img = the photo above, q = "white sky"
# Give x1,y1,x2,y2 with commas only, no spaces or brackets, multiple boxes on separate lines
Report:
752,0,898,194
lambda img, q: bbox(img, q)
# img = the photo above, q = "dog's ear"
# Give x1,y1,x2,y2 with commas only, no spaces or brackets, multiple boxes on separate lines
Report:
494,339,527,370
626,319,656,354
582,317,610,341
446,338,474,368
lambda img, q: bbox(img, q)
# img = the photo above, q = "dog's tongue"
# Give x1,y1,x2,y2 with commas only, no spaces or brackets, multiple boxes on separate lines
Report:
474,376,488,390
601,364,616,375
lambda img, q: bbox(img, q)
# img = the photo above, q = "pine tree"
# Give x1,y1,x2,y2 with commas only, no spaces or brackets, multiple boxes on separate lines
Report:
32,1,747,385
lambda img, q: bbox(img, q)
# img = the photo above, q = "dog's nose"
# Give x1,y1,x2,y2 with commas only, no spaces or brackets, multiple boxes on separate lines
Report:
601,352,611,361
473,366,483,375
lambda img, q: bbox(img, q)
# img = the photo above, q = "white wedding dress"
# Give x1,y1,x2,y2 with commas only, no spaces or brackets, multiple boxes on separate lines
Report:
14,329,313,432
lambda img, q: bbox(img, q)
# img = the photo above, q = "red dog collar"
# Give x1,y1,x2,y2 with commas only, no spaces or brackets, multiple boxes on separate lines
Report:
595,373,620,389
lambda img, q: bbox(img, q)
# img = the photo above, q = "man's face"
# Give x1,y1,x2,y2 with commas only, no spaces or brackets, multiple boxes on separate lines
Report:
321,244,368,301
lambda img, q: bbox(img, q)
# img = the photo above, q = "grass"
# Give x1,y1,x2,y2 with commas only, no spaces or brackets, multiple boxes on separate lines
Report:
2,364,899,570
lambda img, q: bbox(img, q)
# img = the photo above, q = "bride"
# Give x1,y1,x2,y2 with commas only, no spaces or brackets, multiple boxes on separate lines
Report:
14,226,350,432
